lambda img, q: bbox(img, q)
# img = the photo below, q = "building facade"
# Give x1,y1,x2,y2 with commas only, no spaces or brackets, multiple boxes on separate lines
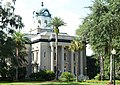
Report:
26,3,88,80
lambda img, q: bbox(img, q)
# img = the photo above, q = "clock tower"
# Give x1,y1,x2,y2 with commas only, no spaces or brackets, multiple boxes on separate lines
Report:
32,2,52,34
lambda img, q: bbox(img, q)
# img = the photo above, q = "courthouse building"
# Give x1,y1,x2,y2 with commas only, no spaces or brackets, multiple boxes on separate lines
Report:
26,3,88,80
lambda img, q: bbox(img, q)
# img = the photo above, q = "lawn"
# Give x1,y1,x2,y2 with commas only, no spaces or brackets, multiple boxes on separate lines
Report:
0,80,120,85
0,82,108,85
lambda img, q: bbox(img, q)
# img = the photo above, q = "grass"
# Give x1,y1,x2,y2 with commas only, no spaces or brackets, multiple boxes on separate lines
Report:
0,82,106,85
0,80,120,85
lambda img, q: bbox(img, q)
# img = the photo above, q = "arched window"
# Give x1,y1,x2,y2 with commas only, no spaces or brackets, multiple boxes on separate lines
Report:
38,19,41,27
44,20,47,26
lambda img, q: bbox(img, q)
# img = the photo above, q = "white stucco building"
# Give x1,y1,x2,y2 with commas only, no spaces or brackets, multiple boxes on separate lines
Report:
26,3,88,80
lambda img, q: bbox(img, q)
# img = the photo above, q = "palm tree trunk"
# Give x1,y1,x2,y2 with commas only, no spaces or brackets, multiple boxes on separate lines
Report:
55,33,59,80
15,47,19,81
76,52,78,82
110,54,113,83
15,66,18,81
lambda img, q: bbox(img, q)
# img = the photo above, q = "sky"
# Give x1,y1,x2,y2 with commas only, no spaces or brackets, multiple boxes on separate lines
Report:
14,0,93,35
3,0,93,56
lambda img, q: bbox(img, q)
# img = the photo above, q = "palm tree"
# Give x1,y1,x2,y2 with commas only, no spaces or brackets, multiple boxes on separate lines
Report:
49,17,66,80
69,39,83,82
12,31,29,80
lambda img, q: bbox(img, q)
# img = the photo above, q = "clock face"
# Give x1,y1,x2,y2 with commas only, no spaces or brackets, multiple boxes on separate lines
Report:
44,11,49,16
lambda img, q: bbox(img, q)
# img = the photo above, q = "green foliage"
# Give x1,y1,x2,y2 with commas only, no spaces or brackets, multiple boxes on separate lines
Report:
49,17,66,34
0,2,24,33
69,38,84,82
0,81,115,85
87,56,99,79
59,72,75,82
94,74,100,80
69,38,83,52
29,70,55,81
18,67,27,80
8,67,27,80
0,59,9,78
0,1,27,81
48,16,66,80
12,32,30,66
49,17,66,30
103,56,110,79
54,28,59,34
46,70,56,80
76,0,120,80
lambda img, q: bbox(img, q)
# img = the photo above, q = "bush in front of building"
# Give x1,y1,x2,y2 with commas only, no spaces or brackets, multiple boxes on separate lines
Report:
0,67,27,81
59,72,75,82
94,73,100,80
46,70,55,80
29,70,55,81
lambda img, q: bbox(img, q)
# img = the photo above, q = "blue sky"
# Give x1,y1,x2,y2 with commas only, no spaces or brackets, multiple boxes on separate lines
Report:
3,0,93,56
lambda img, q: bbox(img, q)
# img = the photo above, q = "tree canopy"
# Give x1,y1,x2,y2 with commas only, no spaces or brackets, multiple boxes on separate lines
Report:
49,17,66,34
76,0,120,79
0,1,28,80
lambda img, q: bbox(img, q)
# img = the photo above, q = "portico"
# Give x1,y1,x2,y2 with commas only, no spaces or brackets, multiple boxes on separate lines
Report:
49,41,87,78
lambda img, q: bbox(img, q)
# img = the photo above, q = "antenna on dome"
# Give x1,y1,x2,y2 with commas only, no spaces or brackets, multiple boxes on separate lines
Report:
41,2,44,7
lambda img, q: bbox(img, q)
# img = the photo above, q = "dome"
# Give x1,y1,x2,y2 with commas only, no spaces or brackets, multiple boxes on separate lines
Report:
35,8,51,17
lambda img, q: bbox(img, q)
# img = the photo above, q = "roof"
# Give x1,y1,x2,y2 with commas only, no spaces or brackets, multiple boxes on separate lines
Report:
35,8,51,17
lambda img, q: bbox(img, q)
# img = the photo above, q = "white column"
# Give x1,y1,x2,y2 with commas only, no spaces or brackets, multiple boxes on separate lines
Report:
80,51,83,76
51,46,54,71
71,51,74,74
61,46,64,72
39,43,42,70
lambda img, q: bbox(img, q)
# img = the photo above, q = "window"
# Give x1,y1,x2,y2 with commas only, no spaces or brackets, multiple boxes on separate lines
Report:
64,56,66,61
74,53,76,61
44,66,46,69
74,66,76,74
44,52,46,57
38,20,41,25
32,52,34,61
64,53,67,61
36,65,38,72
44,20,47,26
36,52,38,61
54,53,56,60
32,66,34,73
64,66,66,72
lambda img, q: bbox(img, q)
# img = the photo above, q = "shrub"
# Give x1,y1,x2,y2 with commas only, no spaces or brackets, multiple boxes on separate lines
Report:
8,67,27,81
46,70,55,81
94,73,100,80
29,70,55,81
59,72,75,82
18,67,27,80
29,72,45,81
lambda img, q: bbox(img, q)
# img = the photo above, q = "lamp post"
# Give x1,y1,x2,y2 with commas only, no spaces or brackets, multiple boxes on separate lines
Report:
111,49,116,85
